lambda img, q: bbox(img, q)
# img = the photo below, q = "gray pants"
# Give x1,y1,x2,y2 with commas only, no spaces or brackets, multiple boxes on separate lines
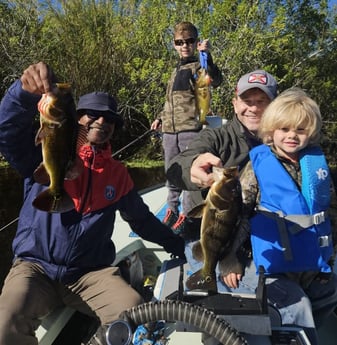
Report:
0,259,143,345
162,131,199,215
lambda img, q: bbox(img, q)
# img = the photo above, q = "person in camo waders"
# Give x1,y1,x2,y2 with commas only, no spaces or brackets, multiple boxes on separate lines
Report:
151,21,222,235
0,61,185,345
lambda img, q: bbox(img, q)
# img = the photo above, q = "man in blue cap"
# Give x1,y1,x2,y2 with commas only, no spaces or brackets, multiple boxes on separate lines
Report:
77,91,124,129
0,62,186,345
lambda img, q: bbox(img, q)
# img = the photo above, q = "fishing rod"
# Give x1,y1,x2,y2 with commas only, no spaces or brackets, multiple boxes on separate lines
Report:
0,129,157,233
0,216,19,233
112,128,155,158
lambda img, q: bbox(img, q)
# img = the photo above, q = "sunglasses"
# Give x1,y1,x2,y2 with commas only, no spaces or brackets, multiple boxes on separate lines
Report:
174,38,196,46
85,110,116,124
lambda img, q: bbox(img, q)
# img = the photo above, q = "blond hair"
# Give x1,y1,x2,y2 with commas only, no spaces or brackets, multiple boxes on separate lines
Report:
259,87,322,145
174,22,198,39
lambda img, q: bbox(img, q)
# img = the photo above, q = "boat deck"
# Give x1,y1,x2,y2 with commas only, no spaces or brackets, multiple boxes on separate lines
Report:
36,184,337,344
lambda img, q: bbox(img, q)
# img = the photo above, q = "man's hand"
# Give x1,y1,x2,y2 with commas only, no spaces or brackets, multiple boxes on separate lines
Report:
190,152,222,188
20,61,56,95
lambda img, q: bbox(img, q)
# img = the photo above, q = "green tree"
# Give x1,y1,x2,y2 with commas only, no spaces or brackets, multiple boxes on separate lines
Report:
1,0,337,162
0,0,46,97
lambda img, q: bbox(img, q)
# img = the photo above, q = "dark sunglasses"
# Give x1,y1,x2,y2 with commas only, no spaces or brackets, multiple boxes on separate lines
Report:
174,37,196,46
85,110,116,124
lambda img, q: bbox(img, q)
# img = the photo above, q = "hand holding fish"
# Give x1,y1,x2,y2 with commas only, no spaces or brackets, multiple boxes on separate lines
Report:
197,38,210,52
21,61,56,95
186,166,242,292
191,152,222,187
33,83,79,213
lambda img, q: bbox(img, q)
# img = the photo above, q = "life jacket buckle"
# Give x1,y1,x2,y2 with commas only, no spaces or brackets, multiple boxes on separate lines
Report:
313,211,325,225
319,235,330,247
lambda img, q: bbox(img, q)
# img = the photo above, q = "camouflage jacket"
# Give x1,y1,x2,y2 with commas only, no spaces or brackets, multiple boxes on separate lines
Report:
240,145,337,288
158,55,222,133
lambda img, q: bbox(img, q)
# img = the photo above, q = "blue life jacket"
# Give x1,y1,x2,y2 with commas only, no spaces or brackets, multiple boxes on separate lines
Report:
249,144,333,274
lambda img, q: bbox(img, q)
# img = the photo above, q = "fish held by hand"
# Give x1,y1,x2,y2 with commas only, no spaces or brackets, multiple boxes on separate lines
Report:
195,68,212,125
185,166,242,292
33,83,80,213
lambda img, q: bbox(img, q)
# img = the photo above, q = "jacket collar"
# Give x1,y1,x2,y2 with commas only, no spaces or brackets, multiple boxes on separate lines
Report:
78,144,112,168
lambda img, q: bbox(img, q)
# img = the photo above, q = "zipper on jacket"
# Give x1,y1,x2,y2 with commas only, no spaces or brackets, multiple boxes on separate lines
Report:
58,150,95,279
79,147,95,214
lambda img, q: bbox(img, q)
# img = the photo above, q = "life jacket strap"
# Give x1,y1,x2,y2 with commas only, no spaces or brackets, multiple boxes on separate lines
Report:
256,205,329,229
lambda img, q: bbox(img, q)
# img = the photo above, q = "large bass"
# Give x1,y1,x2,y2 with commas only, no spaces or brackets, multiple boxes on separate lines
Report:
186,166,243,292
33,83,79,213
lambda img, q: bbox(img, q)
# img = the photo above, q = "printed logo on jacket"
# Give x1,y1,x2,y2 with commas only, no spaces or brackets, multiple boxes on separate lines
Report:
105,185,116,200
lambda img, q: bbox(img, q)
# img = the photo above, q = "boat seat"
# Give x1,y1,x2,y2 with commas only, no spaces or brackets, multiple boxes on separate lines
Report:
153,258,274,336
36,306,75,345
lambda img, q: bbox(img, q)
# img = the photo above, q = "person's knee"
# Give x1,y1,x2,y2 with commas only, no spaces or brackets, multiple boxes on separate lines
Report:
0,308,39,345
266,278,315,328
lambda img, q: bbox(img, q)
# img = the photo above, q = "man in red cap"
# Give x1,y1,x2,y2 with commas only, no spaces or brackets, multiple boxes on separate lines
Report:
0,62,185,345
167,69,277,243
167,69,337,345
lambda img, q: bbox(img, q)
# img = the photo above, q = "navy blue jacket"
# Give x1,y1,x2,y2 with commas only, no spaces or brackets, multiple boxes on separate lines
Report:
0,80,185,284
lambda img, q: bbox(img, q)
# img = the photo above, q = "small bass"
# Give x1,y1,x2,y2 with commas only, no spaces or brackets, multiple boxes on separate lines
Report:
195,68,211,125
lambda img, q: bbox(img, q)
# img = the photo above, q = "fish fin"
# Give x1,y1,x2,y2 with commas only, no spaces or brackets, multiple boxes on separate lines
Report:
32,189,74,213
185,269,217,292
187,203,205,218
33,163,50,185
218,251,244,277
191,241,204,261
76,125,89,152
34,126,47,146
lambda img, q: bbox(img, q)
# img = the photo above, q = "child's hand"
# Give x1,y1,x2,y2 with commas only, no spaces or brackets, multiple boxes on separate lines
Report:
197,39,210,52
222,272,242,289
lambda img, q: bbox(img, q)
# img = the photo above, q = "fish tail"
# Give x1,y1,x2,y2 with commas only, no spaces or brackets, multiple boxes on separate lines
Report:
218,251,244,277
32,189,74,213
199,113,208,125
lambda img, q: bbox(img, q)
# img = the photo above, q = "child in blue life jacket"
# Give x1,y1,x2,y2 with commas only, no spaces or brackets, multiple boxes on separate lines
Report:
224,87,337,345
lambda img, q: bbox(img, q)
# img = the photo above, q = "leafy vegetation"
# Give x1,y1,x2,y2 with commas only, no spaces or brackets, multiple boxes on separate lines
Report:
1,0,337,165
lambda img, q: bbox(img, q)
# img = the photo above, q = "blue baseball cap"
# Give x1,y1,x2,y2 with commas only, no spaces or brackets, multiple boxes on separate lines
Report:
77,92,123,128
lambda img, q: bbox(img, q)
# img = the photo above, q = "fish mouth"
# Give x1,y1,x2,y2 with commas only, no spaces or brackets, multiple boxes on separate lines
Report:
185,269,217,292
